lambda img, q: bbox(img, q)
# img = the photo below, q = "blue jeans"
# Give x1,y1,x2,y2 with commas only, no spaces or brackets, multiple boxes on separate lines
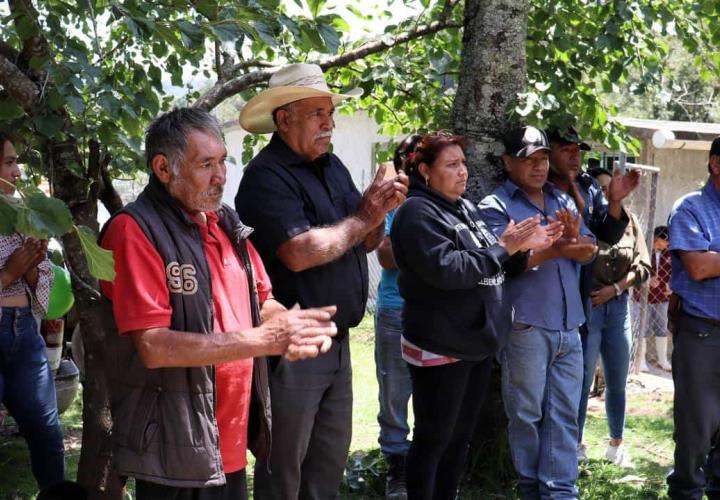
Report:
0,306,65,489
374,307,412,456
578,293,632,443
502,324,583,500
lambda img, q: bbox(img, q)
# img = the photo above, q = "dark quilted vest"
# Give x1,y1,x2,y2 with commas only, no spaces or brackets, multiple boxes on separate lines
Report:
100,176,271,487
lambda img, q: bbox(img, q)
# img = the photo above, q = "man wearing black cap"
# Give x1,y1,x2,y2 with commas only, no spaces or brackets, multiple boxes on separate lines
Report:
546,127,637,246
666,137,720,499
479,126,597,500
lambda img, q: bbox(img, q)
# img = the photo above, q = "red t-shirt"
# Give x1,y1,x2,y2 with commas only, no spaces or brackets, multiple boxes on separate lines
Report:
100,212,272,474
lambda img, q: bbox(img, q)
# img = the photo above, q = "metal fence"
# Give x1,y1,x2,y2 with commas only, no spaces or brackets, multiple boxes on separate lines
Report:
616,162,671,373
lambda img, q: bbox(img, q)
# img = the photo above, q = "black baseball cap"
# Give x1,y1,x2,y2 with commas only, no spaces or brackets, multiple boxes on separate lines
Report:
546,126,591,151
710,136,720,158
502,126,551,158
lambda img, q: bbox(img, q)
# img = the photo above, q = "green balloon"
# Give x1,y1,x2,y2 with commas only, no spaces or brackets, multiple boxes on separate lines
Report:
46,264,74,320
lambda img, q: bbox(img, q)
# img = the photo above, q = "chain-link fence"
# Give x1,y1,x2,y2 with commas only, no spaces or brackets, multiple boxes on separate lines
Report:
617,162,671,374
367,252,382,314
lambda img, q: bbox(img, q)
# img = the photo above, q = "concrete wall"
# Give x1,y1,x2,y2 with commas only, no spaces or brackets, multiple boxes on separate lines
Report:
640,140,709,228
222,110,389,207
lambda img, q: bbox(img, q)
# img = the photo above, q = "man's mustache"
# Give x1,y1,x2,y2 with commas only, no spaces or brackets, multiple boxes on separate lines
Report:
315,131,332,140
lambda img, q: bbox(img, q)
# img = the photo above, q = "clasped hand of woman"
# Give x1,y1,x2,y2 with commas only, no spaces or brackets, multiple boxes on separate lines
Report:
0,238,47,287
590,286,616,306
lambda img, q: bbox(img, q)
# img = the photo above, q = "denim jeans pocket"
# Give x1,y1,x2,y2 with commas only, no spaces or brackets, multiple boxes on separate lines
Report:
11,311,41,354
511,322,533,333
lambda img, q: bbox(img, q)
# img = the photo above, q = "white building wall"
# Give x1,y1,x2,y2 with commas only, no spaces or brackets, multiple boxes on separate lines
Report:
221,109,392,311
222,110,390,207
645,146,710,228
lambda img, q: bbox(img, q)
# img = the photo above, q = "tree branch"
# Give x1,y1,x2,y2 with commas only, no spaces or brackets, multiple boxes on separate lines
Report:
98,161,124,215
0,52,39,111
214,40,223,82
318,17,462,71
228,58,276,75
193,15,462,111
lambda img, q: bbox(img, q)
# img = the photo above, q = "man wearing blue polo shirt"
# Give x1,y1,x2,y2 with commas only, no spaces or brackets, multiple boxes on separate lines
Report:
479,126,597,500
666,137,720,500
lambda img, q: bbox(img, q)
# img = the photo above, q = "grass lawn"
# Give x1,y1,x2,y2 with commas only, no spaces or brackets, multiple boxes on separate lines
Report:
1,315,674,499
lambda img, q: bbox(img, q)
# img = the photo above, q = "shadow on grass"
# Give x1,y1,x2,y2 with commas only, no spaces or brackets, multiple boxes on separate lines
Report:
341,448,671,500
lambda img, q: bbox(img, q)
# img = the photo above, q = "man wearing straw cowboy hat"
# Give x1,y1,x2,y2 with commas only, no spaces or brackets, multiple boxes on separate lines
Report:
236,63,409,499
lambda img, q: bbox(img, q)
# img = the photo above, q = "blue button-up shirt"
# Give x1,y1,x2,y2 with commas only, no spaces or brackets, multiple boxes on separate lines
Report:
478,179,595,331
668,180,720,321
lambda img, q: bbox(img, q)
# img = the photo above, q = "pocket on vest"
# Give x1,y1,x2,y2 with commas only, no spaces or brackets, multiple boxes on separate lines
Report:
126,386,160,455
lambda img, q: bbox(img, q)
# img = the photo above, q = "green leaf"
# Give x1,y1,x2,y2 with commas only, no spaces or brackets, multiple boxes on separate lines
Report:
0,98,25,120
307,0,326,17
47,89,66,111
177,20,205,48
0,198,18,235
33,113,64,138
66,95,85,115
16,207,49,238
252,20,278,47
23,193,74,237
194,0,217,18
317,22,340,53
209,20,245,42
16,15,37,40
75,225,116,281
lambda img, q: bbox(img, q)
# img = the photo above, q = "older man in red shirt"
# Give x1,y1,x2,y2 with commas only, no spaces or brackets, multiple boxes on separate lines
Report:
100,108,337,500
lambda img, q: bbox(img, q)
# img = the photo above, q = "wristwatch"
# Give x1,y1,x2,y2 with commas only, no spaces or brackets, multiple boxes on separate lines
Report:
612,283,622,296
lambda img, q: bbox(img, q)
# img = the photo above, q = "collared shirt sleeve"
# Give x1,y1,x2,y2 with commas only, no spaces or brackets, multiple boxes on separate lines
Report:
477,194,510,237
235,165,312,256
100,214,172,335
247,239,273,304
30,256,53,317
669,202,711,252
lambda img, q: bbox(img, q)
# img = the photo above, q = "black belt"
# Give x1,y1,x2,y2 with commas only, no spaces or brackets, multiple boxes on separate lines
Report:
679,310,720,328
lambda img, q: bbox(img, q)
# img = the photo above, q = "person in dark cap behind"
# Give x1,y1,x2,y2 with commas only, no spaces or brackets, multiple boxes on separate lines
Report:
546,125,639,462
546,126,637,239
479,125,598,500
666,136,720,499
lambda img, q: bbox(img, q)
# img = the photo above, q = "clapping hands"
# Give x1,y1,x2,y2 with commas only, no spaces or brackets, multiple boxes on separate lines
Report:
356,165,409,228
499,215,564,255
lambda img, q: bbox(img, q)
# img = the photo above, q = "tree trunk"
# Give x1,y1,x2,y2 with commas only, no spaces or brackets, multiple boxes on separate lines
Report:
48,140,124,500
450,0,529,492
452,0,529,203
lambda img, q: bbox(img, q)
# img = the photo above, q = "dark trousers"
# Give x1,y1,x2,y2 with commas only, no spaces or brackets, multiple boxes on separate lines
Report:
0,306,65,490
254,334,352,500
135,469,247,500
667,312,720,500
406,357,493,500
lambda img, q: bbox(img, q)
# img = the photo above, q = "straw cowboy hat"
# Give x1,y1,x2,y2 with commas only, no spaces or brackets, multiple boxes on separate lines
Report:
239,63,363,134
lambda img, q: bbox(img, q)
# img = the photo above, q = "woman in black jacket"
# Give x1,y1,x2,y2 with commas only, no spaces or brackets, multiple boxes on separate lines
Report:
390,131,561,499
